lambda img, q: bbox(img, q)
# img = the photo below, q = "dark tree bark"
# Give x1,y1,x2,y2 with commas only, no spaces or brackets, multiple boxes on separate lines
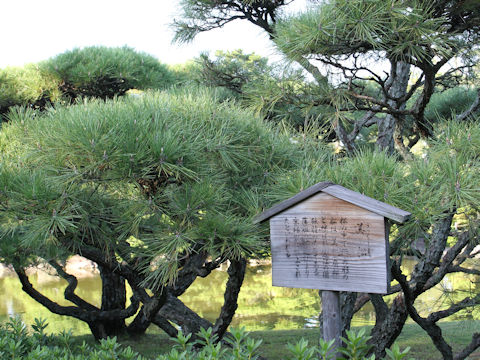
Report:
48,261,128,339
98,265,127,336
340,292,357,337
54,235,246,342
212,258,247,339
158,292,214,336
369,293,408,359
127,287,168,337
365,213,480,359
149,253,245,340
367,214,454,357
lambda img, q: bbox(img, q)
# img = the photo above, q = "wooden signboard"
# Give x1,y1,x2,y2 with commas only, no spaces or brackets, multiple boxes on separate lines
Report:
270,192,389,293
255,182,411,293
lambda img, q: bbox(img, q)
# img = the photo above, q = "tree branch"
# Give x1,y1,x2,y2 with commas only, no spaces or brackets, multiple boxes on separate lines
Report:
427,293,480,323
457,88,480,121
454,334,480,360
13,265,139,323
422,231,472,291
48,260,99,312
392,264,454,359
410,213,455,297
370,294,389,327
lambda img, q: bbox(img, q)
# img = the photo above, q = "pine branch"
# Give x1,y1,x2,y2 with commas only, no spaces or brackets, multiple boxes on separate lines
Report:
427,293,480,323
392,265,454,359
409,213,455,297
48,260,99,312
457,88,480,121
454,334,480,360
422,231,472,292
13,264,139,323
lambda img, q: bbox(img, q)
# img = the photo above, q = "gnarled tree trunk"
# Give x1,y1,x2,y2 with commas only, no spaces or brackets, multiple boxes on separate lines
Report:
376,61,411,154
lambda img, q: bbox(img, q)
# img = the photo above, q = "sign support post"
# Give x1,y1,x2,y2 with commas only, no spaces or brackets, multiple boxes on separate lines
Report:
321,290,342,355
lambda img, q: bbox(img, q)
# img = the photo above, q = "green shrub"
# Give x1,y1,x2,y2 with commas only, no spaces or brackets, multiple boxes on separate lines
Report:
42,46,175,100
168,60,202,86
287,328,412,360
0,317,147,359
0,318,411,360
424,87,479,122
0,64,60,117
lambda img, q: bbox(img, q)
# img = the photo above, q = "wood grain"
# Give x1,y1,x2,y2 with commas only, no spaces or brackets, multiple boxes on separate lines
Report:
270,192,389,294
322,185,410,224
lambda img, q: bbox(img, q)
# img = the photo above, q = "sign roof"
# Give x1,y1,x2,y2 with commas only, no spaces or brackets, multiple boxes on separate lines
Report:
254,181,411,224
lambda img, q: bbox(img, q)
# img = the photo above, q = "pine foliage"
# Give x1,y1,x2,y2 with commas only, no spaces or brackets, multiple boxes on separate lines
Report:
0,87,323,287
274,0,455,63
0,64,61,117
42,46,175,100
268,119,480,252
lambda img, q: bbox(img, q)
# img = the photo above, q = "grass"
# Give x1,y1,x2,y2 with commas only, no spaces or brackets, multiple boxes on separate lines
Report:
69,320,480,359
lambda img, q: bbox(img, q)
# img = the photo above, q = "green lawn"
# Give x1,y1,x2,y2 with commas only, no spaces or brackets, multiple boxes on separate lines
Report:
71,321,480,359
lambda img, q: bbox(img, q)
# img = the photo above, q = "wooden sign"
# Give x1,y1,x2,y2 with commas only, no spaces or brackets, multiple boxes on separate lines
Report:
270,192,388,293
255,182,411,351
255,182,411,294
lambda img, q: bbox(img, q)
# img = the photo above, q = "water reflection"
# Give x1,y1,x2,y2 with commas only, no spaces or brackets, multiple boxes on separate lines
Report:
0,260,478,334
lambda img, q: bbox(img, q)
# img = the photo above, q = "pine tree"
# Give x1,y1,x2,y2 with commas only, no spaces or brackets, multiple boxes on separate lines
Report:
174,0,480,155
0,87,321,340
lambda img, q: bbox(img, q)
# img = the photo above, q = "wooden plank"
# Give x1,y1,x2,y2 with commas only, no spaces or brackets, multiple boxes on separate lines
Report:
384,218,391,291
253,181,333,224
270,193,388,293
322,185,411,224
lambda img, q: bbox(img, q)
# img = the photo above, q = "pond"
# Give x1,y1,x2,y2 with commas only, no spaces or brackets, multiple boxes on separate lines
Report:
1,259,479,334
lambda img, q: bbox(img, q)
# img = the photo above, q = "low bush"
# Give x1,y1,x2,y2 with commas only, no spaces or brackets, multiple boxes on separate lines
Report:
0,318,411,359
0,317,146,359
0,64,60,118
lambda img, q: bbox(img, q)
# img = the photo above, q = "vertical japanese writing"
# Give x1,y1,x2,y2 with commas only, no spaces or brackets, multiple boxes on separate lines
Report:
280,215,374,282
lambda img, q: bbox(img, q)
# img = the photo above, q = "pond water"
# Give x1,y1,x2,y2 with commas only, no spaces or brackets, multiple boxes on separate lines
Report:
1,260,479,334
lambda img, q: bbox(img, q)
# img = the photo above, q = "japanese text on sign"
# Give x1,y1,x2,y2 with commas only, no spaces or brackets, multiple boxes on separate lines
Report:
282,216,372,281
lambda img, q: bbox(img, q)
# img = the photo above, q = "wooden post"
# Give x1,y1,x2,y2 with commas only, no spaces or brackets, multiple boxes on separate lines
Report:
321,290,342,355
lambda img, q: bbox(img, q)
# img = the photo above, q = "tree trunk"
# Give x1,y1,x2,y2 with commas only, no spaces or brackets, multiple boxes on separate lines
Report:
376,61,411,154
127,288,168,336
369,294,408,358
341,292,357,337
212,258,247,339
98,265,127,336
13,262,139,341
127,304,152,336
158,293,213,336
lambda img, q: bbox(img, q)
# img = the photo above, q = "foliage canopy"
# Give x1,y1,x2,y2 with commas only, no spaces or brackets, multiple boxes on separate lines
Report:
42,46,175,100
0,87,323,340
174,0,480,155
